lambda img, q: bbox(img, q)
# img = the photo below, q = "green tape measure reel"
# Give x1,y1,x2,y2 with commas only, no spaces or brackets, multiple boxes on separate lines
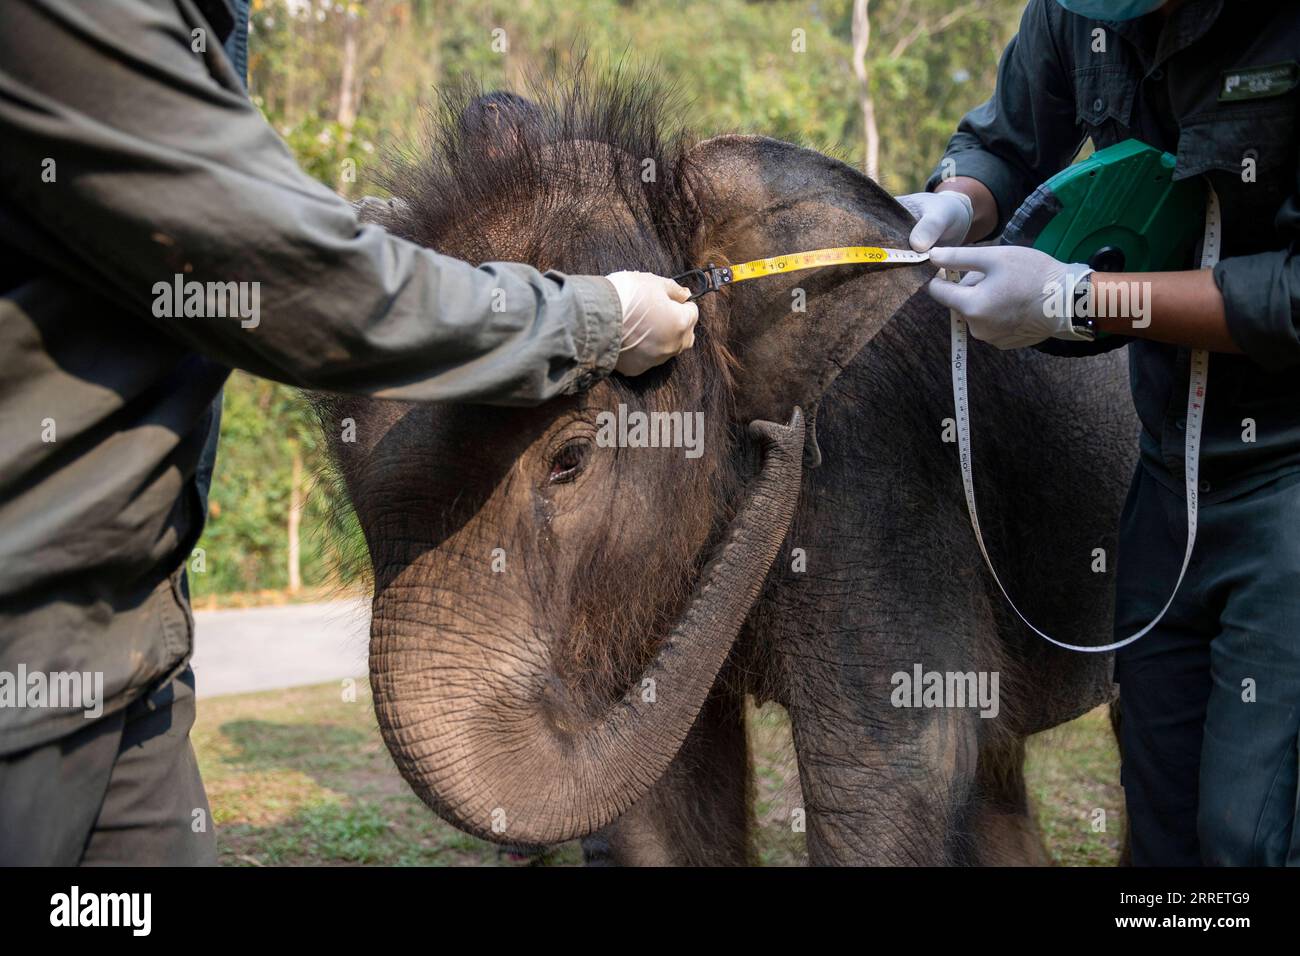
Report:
1002,138,1205,273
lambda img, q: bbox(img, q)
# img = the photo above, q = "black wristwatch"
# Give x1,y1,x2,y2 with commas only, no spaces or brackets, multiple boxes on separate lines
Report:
1068,272,1098,341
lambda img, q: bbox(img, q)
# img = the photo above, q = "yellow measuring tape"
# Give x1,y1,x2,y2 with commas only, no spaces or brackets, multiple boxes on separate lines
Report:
673,245,929,300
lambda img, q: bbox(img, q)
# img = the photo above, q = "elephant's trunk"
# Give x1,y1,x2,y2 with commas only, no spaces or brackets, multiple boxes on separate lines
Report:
369,410,805,846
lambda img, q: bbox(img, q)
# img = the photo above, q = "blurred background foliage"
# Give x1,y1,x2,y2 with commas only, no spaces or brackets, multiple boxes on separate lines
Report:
193,0,1026,600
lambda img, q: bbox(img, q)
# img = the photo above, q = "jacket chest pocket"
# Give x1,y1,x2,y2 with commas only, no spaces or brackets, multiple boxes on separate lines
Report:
1074,66,1136,150
1176,102,1296,193
1176,101,1297,244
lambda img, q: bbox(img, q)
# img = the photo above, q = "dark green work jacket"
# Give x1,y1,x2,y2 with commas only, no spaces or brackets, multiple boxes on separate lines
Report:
0,0,622,754
927,0,1300,500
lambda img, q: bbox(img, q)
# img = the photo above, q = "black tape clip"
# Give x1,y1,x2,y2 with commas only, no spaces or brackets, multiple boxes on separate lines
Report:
671,264,733,301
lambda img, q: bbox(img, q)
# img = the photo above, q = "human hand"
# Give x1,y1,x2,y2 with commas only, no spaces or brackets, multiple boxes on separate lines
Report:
897,190,975,252
607,272,700,376
927,245,1093,350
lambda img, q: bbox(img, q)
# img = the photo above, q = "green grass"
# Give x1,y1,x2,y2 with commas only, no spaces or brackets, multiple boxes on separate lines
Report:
1026,706,1125,867
194,681,1120,866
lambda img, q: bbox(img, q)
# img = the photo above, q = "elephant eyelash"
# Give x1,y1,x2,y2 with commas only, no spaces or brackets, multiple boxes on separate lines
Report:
548,440,591,484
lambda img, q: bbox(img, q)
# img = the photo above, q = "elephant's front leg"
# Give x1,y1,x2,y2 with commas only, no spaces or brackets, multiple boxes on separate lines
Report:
787,683,983,865
582,678,754,866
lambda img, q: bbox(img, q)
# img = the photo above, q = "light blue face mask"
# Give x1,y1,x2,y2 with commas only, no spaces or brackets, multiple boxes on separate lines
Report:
1055,0,1166,19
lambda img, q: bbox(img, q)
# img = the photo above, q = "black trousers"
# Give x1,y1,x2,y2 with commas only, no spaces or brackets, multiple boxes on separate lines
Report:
0,667,215,865
1115,465,1300,866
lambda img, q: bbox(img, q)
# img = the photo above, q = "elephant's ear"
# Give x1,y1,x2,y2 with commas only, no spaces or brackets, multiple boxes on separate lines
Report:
686,135,934,424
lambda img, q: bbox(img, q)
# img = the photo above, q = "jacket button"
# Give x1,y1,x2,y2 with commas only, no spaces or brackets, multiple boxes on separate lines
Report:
1200,480,1212,493
1093,97,1105,112
1176,417,1186,430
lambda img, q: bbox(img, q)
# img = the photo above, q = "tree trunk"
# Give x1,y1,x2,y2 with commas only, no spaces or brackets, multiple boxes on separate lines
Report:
852,0,880,182
334,11,362,195
337,13,360,131
288,444,303,594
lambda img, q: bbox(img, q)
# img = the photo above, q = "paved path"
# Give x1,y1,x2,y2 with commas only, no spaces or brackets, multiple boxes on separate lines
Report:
191,599,370,699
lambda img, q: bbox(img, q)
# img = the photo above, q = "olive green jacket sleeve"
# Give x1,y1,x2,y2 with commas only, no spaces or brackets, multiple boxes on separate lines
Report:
0,0,622,406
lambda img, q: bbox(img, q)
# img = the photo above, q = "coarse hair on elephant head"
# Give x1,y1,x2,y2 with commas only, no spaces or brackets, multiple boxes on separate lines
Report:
315,65,932,847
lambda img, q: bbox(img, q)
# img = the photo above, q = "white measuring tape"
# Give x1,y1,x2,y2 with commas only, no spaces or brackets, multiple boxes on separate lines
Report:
947,187,1219,653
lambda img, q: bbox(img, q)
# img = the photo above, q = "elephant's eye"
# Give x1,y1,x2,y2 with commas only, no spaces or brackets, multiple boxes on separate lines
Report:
548,439,590,484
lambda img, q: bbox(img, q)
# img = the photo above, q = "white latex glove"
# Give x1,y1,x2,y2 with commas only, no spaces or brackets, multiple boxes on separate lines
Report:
607,272,699,376
927,245,1094,350
897,190,974,252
